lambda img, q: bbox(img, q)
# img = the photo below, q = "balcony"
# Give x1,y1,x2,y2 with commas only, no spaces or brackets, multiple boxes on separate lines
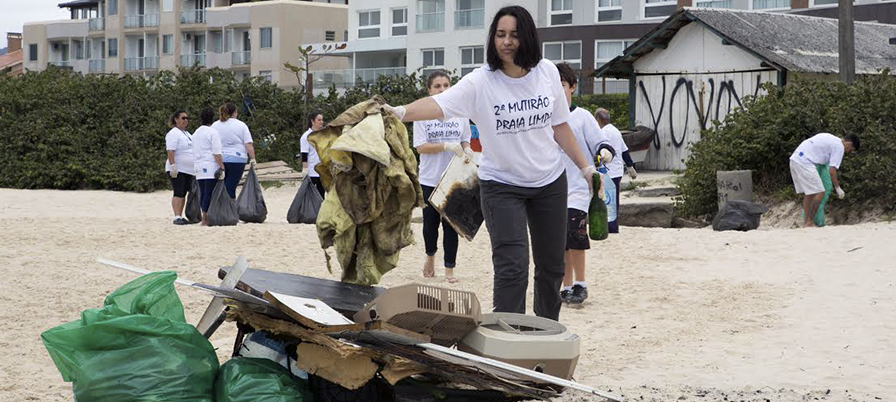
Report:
231,51,251,66
694,0,732,8
416,12,444,33
455,9,484,29
181,10,206,25
89,59,105,72
313,67,405,89
49,61,73,69
124,14,160,28
181,53,207,67
89,17,104,31
126,56,159,71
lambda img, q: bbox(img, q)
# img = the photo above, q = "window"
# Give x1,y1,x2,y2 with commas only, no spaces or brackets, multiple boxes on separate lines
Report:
108,0,117,15
644,0,676,19
259,70,272,82
416,0,445,33
550,0,573,26
392,8,407,36
594,40,634,94
358,10,381,39
455,0,484,29
162,34,173,54
325,31,335,41
751,0,790,9
74,40,84,60
162,0,173,12
260,28,272,49
211,32,223,53
108,38,118,57
597,0,622,22
460,46,483,76
695,0,733,8
543,41,581,69
811,0,838,5
422,48,444,76
29,44,38,61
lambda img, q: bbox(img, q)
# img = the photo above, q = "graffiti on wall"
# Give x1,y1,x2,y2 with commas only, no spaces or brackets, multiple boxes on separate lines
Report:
638,73,766,151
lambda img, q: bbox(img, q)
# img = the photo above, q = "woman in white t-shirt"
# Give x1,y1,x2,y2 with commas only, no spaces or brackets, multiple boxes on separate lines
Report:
211,103,256,199
164,110,195,225
384,6,597,321
300,110,325,196
413,70,474,283
192,108,225,226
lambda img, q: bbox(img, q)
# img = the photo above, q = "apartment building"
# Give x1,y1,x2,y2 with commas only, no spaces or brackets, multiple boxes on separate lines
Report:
22,0,349,87
305,0,896,94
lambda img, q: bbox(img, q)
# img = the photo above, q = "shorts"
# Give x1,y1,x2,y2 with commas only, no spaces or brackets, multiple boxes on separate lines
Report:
790,160,824,195
566,208,590,250
168,172,195,198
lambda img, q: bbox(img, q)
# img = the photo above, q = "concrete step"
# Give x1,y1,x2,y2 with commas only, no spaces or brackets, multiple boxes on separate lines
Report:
631,186,680,198
618,201,674,228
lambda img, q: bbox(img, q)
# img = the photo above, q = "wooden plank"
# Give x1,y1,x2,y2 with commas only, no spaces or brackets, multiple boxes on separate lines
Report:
244,161,288,171
263,291,354,329
324,321,431,345
196,256,248,338
219,266,386,316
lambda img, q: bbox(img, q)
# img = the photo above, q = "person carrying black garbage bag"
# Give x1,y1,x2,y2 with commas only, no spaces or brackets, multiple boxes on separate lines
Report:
212,103,256,199
192,108,225,226
383,6,596,321
300,110,326,197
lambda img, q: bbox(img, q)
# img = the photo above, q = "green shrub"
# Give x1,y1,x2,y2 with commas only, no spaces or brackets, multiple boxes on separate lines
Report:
676,72,896,218
575,93,629,129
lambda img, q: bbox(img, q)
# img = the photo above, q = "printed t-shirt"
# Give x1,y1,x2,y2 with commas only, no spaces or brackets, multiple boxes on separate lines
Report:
192,125,223,180
563,106,611,212
412,118,472,187
165,127,194,175
211,118,253,162
300,128,321,178
790,133,845,169
432,59,571,188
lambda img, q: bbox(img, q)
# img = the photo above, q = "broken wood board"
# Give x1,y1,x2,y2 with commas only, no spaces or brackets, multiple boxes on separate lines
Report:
219,266,385,315
323,320,430,346
294,342,379,390
196,256,248,338
263,291,354,328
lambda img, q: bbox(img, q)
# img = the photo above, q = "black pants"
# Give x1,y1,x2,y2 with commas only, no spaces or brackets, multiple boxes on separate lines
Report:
480,173,568,321
309,176,326,198
421,185,459,268
609,176,622,234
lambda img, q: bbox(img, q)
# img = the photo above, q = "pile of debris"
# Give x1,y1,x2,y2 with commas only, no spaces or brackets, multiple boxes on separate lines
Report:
42,257,621,402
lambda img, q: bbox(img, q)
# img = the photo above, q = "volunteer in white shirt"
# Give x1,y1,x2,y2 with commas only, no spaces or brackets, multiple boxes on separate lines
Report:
164,110,195,225
192,108,225,227
384,6,597,321
413,70,474,284
555,63,614,306
789,132,859,228
300,111,325,196
211,103,256,199
595,108,638,234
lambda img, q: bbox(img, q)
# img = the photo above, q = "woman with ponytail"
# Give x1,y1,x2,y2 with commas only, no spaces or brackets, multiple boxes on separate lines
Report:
211,102,256,199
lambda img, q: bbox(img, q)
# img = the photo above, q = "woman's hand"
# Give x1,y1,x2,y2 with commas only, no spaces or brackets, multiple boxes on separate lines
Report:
580,165,597,195
383,104,407,121
169,164,178,178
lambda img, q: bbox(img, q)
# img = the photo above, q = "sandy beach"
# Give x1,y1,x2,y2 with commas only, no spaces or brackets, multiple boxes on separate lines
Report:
0,184,893,402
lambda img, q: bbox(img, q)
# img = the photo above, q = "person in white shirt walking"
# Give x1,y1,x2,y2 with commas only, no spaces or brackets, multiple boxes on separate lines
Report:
300,110,325,196
413,70,474,283
211,103,256,199
555,63,614,306
192,108,226,226
594,108,638,233
384,6,597,321
164,110,195,225
789,133,859,227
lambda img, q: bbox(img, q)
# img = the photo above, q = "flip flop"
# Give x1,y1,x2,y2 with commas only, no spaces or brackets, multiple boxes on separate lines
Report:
445,276,459,284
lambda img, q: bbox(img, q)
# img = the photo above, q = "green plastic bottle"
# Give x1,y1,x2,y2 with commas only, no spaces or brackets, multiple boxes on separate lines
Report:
589,173,608,241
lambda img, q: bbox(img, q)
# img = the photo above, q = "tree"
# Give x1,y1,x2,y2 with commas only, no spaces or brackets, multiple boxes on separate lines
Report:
284,43,347,129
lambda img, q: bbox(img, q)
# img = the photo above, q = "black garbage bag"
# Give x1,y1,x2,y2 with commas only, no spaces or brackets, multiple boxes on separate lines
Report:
237,167,267,223
287,179,323,224
712,200,769,232
185,179,202,224
208,180,239,226
215,358,312,402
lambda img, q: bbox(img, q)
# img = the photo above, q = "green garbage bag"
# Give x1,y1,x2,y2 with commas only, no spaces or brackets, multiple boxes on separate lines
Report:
216,357,314,402
813,164,833,227
41,271,219,402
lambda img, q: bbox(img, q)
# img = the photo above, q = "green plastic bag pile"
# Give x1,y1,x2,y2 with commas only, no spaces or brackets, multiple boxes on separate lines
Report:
216,357,314,402
41,271,220,402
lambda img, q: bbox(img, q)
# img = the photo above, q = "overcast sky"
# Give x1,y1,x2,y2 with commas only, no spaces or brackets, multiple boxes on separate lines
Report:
1,0,70,49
